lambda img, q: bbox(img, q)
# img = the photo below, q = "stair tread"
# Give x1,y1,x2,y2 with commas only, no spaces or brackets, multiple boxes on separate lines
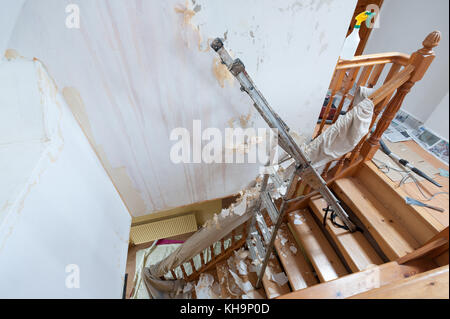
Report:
349,264,449,299
277,259,438,299
359,161,443,242
287,209,348,282
333,177,420,260
274,223,318,290
261,252,291,299
310,197,383,272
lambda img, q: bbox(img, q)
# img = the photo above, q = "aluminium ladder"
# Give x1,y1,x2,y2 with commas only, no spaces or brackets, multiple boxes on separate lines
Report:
210,38,356,288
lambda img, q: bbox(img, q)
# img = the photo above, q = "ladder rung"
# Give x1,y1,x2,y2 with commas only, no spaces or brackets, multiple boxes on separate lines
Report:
261,191,279,224
255,212,271,244
269,171,283,189
247,231,266,274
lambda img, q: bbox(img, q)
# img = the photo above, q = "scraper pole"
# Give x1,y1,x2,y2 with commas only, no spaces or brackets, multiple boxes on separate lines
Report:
211,38,356,232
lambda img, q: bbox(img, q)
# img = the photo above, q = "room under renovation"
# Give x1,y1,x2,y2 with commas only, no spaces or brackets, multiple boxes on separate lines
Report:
0,0,449,303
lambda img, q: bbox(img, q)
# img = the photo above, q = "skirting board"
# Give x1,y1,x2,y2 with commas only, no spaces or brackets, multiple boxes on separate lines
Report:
130,213,197,245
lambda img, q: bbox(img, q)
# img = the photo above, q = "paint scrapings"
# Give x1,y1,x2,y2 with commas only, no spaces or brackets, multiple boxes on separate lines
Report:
212,57,234,88
195,273,221,299
290,211,306,225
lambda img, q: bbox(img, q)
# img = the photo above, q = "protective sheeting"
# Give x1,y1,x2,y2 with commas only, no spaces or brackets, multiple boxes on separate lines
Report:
303,86,376,168
149,186,260,279
132,242,184,299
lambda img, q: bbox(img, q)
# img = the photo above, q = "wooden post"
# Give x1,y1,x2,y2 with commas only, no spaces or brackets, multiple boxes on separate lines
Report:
360,31,441,161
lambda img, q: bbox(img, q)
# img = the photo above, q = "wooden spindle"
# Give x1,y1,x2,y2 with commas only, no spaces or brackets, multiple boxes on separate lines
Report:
358,65,374,87
321,161,333,180
170,269,177,280
199,250,205,266
303,184,312,195
210,244,216,260
316,69,346,137
374,63,402,111
180,264,188,279
332,67,360,123
367,63,385,88
333,156,346,176
347,65,374,111
190,259,196,273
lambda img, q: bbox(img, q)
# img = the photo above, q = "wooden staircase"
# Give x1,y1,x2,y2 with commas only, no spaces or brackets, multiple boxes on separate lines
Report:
185,159,448,299
161,31,448,299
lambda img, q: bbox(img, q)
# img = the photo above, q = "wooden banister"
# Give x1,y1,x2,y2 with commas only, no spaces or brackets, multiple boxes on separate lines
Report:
360,31,441,161
368,64,415,106
335,52,410,69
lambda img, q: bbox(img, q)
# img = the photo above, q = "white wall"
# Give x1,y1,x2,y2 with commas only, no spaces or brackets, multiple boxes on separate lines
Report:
425,92,449,140
0,57,131,298
364,0,449,127
0,0,25,55
4,0,357,216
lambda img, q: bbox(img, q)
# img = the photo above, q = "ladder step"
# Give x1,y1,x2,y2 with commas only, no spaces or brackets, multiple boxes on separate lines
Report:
247,230,266,275
256,212,272,244
261,191,279,224
269,171,283,189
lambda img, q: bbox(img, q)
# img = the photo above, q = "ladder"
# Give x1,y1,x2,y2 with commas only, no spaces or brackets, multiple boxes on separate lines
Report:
210,38,356,288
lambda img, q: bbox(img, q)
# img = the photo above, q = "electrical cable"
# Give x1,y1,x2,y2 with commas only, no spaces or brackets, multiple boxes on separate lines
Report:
371,157,448,202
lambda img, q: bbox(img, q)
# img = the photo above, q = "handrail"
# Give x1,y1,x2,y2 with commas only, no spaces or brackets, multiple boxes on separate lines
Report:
369,64,415,106
336,52,410,69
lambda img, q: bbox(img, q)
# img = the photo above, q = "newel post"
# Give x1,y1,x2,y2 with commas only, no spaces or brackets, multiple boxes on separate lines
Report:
360,31,441,161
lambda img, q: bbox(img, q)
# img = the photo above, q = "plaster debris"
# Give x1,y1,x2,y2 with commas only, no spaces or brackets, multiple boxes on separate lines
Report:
219,208,230,218
236,248,249,260
289,245,298,254
213,213,220,229
236,260,248,275
268,287,280,299
232,195,247,216
228,270,252,292
264,265,273,279
293,213,305,225
183,282,193,293
277,184,287,196
272,272,289,286
213,57,234,88
255,213,264,224
277,233,288,246
195,273,220,299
